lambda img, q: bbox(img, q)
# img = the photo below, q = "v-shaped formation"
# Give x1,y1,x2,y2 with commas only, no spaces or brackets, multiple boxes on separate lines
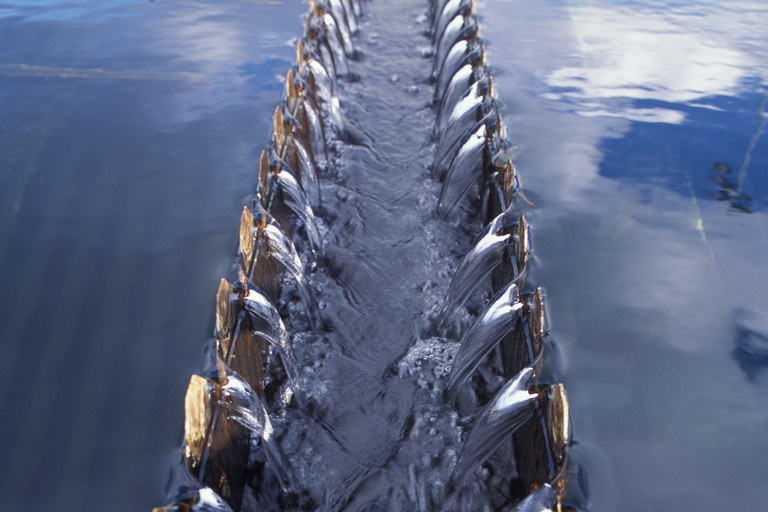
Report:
155,1,570,510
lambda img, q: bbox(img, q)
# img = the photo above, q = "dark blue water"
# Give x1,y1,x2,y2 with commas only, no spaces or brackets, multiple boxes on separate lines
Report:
0,1,766,511
0,1,304,510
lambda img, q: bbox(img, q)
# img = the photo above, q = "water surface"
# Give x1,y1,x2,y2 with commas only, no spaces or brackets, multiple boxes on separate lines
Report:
482,1,768,510
1,0,767,511
0,1,304,510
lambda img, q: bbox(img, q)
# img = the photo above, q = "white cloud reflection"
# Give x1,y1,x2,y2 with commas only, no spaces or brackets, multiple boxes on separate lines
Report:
545,2,768,124
133,0,304,126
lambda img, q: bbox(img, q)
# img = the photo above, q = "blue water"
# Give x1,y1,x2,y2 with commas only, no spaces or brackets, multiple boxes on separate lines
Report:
483,1,768,510
0,1,304,510
0,1,766,511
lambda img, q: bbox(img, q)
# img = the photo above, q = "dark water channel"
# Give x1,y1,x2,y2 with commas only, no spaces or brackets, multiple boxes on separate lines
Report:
1,1,767,511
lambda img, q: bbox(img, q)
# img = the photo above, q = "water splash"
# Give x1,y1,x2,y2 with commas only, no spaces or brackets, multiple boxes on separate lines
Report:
434,39,468,98
257,221,319,328
302,54,345,135
332,0,358,35
436,64,472,132
450,366,538,490
439,207,522,330
507,483,557,512
435,39,482,105
306,57,336,103
446,80,484,128
433,106,494,181
446,281,522,397
294,140,321,208
243,287,302,389
327,95,346,138
347,0,361,18
311,24,341,87
435,15,465,78
320,13,349,76
433,0,466,46
301,98,329,173
437,123,486,217
324,3,354,57
193,487,236,511
289,136,322,208
220,370,293,489
158,483,234,512
275,170,323,254
435,15,476,83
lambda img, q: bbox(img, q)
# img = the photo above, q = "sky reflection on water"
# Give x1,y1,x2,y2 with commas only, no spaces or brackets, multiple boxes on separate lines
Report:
484,0,768,509
544,3,768,123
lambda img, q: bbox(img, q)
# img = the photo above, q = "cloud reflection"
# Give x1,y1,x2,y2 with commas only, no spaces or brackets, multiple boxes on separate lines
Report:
545,1,768,124
133,1,302,126
482,1,768,509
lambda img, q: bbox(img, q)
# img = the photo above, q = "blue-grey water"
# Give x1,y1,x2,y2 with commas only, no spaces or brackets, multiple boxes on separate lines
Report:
0,1,305,510
0,1,766,511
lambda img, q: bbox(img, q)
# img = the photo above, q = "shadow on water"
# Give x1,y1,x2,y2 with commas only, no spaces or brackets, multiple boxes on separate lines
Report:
732,317,768,382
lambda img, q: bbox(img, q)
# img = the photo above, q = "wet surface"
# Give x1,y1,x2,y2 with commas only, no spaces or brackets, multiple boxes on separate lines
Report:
1,1,767,511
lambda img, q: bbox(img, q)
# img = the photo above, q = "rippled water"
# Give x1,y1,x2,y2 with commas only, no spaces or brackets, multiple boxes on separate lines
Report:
0,1,766,511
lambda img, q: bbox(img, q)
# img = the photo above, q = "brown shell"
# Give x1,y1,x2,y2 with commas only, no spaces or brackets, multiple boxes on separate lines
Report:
258,149,271,201
215,278,235,357
239,207,256,277
547,383,570,470
273,105,285,152
296,39,306,73
285,68,298,109
528,287,545,357
183,375,214,472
